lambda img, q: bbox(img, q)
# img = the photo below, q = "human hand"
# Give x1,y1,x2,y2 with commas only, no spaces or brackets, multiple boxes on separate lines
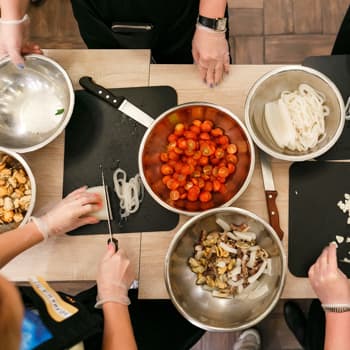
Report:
308,242,350,305
31,186,102,239
0,15,42,67
192,24,230,87
95,245,135,308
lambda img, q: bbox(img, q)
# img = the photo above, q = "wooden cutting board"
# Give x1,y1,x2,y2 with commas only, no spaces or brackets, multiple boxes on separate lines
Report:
289,161,350,277
63,86,179,235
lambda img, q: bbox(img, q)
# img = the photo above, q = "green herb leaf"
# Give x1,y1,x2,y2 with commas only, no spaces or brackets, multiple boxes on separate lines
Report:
55,108,65,116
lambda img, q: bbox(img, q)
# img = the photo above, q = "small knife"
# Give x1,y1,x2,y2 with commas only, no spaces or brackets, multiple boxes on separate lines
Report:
100,165,119,249
79,76,154,129
259,151,284,240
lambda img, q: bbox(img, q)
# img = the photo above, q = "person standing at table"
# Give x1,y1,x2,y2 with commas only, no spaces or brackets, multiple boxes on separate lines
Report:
0,0,230,87
0,187,137,350
284,242,350,350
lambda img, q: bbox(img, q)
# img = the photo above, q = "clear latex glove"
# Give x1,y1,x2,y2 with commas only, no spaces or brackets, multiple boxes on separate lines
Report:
192,24,230,87
308,242,350,305
95,246,135,308
0,14,42,67
31,186,102,240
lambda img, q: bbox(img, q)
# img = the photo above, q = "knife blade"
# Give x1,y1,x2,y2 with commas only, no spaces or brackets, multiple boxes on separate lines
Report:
100,165,119,249
259,151,284,240
79,76,154,129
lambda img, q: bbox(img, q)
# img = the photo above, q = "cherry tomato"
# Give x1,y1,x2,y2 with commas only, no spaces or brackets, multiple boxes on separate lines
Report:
177,138,188,150
162,175,171,185
215,148,225,159
174,123,185,135
213,180,221,192
227,143,238,154
218,135,229,145
170,190,180,201
188,187,200,201
211,128,223,137
166,178,179,190
192,119,202,127
161,164,173,175
190,125,201,134
201,120,213,132
184,131,196,139
199,191,212,203
160,152,168,162
226,154,238,164
218,166,229,178
199,132,210,140
167,134,177,143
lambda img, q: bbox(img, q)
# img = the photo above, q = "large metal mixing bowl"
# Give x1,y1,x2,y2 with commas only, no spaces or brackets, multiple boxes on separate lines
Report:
0,54,74,153
244,66,345,161
165,207,286,331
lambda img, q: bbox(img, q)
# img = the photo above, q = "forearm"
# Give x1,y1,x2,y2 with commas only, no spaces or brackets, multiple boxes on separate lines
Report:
199,0,227,17
102,303,137,350
0,0,29,19
324,312,350,350
0,222,43,268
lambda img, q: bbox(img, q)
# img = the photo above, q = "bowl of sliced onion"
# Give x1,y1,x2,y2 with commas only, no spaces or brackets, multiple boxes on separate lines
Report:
244,65,345,161
164,207,286,331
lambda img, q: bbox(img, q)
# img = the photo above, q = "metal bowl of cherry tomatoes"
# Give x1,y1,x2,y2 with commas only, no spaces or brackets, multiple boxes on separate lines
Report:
138,102,256,215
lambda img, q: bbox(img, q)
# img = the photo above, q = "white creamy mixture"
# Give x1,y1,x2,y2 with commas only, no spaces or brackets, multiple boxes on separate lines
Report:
19,92,64,134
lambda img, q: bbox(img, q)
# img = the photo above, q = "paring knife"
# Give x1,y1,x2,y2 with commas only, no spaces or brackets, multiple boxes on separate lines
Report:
259,151,284,240
79,76,154,128
100,164,119,249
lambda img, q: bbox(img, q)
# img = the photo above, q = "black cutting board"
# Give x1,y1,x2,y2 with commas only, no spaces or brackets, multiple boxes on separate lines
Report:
289,161,350,277
303,55,350,160
64,86,179,235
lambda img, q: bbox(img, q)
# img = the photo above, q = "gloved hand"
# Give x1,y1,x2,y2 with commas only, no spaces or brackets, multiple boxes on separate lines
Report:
192,24,230,87
308,242,350,305
31,186,102,240
0,14,42,68
95,245,135,308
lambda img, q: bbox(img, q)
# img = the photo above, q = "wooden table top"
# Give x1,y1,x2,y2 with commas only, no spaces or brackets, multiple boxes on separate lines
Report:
2,49,316,299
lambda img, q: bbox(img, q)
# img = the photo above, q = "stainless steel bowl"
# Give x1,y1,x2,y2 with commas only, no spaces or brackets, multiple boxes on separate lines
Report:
0,147,36,233
165,207,286,331
245,66,345,161
0,54,74,153
138,102,256,216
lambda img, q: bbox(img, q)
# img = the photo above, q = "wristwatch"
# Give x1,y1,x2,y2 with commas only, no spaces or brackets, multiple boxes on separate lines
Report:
197,15,227,32
321,304,350,313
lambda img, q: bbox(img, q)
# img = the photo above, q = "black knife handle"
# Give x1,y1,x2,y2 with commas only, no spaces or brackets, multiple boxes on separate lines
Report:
265,190,284,240
107,237,119,251
79,76,125,109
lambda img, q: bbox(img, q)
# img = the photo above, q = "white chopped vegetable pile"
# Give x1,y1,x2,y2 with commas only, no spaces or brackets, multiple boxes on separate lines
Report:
113,168,144,219
264,83,329,152
188,218,271,299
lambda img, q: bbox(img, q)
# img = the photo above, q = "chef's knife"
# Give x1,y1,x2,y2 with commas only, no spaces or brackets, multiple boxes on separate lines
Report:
100,165,119,249
259,151,284,240
79,76,154,128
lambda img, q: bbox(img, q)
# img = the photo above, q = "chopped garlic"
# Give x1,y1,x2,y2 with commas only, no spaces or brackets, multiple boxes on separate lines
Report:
336,235,345,244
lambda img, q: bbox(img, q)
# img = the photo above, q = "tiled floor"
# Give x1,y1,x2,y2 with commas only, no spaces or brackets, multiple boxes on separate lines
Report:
28,0,349,349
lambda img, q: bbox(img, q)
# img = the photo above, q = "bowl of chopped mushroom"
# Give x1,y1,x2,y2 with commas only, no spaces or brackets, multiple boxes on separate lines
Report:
165,207,286,331
0,147,36,232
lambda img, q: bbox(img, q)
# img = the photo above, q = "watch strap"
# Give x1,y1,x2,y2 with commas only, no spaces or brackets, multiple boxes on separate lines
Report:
197,15,227,32
322,303,350,313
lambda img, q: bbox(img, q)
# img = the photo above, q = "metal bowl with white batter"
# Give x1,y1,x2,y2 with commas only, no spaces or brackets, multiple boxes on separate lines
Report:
0,54,74,153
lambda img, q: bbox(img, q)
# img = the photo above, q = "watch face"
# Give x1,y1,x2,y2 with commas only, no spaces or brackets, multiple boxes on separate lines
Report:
216,18,227,31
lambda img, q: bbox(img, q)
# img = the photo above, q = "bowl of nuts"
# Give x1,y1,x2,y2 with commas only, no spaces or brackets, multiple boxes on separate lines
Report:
0,147,36,232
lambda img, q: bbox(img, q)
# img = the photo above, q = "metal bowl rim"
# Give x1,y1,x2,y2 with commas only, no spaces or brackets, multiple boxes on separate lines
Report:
0,54,75,153
0,146,36,228
138,102,256,216
164,206,287,331
244,65,345,161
